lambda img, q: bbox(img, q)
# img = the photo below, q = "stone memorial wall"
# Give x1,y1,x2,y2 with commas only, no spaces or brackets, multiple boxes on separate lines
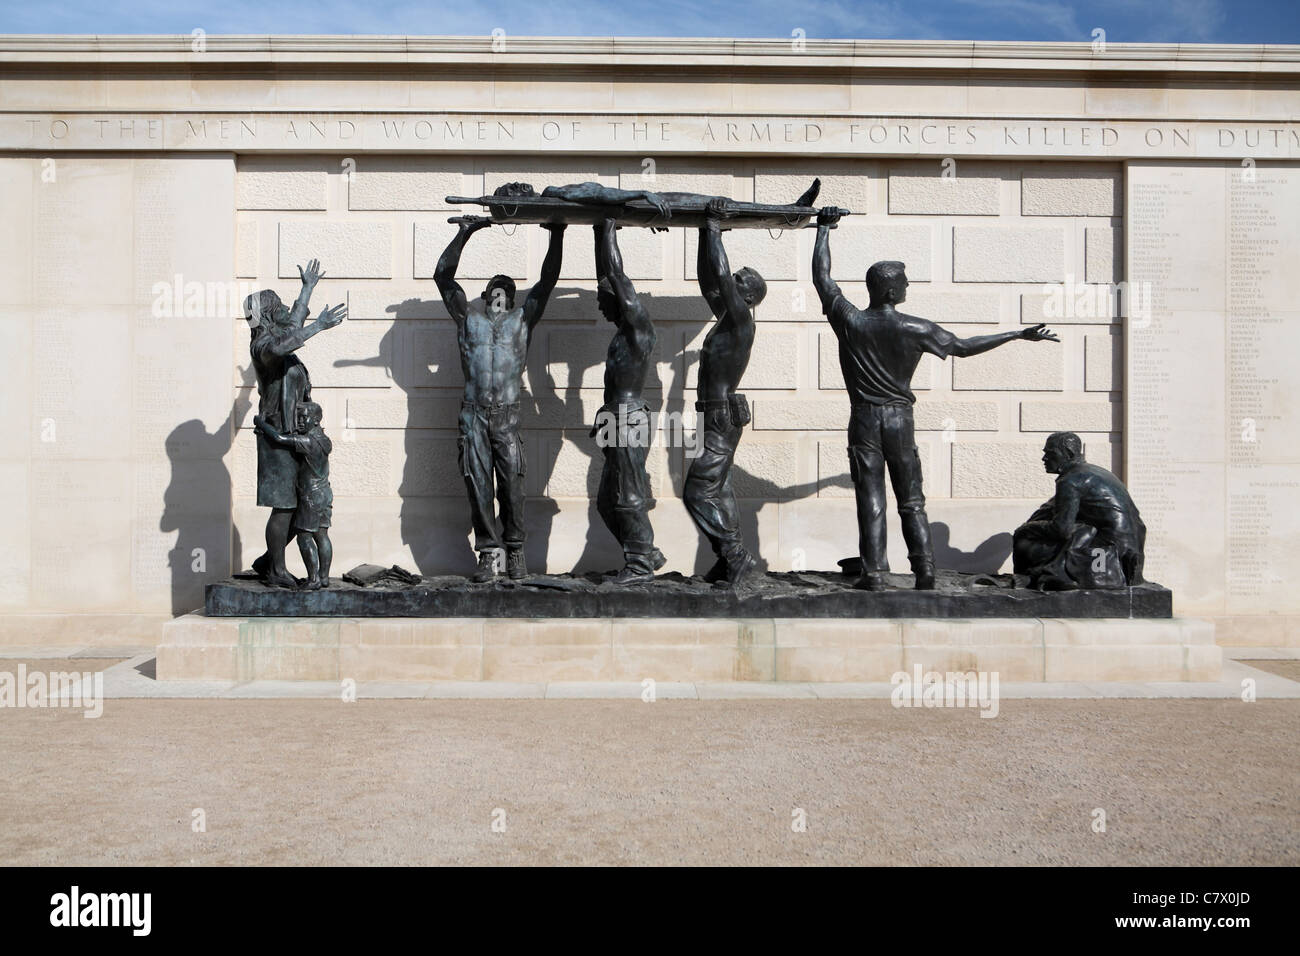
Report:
0,37,1296,643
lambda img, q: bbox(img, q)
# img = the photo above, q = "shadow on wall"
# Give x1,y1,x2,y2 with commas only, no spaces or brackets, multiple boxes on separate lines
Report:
161,390,249,615
335,285,860,577
931,522,1013,574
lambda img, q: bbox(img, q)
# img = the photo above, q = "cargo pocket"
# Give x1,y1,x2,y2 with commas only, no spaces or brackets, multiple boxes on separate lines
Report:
515,434,527,476
457,436,471,477
728,393,751,428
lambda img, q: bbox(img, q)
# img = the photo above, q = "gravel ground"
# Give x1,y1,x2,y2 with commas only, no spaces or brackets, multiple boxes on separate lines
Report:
0,698,1295,866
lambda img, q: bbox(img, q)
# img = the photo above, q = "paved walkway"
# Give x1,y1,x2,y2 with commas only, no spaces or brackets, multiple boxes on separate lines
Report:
0,691,1295,865
1,646,1297,700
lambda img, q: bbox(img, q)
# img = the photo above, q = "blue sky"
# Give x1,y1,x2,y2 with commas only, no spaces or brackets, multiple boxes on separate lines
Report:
0,0,1296,44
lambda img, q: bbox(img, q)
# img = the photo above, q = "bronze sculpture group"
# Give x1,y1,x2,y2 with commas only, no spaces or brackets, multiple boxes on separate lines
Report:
243,181,1147,594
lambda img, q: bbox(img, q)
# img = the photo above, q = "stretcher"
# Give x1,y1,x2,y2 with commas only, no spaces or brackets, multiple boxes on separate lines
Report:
446,178,852,230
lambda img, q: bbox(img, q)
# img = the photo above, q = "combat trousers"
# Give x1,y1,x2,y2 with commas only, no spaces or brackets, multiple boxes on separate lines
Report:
594,401,656,560
847,402,933,573
457,401,526,554
683,395,748,563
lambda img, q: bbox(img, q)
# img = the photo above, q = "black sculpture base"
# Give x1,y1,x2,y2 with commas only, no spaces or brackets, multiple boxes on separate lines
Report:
206,569,1172,619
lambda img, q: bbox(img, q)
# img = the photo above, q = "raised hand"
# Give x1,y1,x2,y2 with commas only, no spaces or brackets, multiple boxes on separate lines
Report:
316,303,347,329
817,206,842,227
449,214,492,231
298,258,324,287
1022,323,1060,342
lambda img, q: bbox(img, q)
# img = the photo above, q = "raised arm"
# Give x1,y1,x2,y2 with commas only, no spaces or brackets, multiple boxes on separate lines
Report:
284,259,324,328
523,223,565,333
262,303,347,358
701,199,748,325
696,227,724,318
435,216,491,325
812,207,844,315
542,182,671,220
598,219,654,345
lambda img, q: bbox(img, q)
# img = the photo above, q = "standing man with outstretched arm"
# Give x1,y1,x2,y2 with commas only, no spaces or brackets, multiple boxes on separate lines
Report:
591,216,664,584
684,197,768,586
435,215,565,583
812,207,1059,591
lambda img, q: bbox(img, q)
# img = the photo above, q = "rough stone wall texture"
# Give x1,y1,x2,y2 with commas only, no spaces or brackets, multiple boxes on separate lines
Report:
229,155,1123,582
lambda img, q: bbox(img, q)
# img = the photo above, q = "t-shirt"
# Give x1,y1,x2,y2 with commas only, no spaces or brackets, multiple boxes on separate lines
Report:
826,294,957,406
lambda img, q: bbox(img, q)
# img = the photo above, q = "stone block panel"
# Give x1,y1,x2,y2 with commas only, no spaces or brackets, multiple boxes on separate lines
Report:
413,221,529,282
684,326,799,390
1021,165,1121,217
754,164,871,213
347,159,464,210
401,436,467,496
754,398,846,431
951,336,1064,391
1021,286,1117,325
285,321,393,388
953,226,1066,283
902,289,1003,324
1084,330,1121,392
1019,400,1117,433
545,327,667,390
346,287,444,321
949,436,1124,498
914,400,1000,431
684,227,799,282
235,217,258,278
278,221,392,279
329,437,395,497
730,438,800,497
484,161,609,196
404,322,463,388
950,441,1058,499
563,226,665,281
830,222,933,282
618,167,732,197
1086,225,1121,284
888,165,1001,215
237,157,328,210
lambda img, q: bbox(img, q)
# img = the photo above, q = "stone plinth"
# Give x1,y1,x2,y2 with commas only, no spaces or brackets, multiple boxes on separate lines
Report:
157,612,1218,683
205,570,1173,619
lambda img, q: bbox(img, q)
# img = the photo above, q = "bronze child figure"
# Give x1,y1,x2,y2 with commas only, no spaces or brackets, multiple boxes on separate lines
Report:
254,402,334,591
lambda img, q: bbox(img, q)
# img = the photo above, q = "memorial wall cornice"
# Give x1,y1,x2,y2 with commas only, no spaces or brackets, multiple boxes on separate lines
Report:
2,111,1299,159
1,35,1299,75
3,37,1297,155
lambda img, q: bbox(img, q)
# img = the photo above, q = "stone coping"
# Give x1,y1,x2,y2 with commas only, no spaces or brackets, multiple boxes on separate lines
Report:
1,36,1297,72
